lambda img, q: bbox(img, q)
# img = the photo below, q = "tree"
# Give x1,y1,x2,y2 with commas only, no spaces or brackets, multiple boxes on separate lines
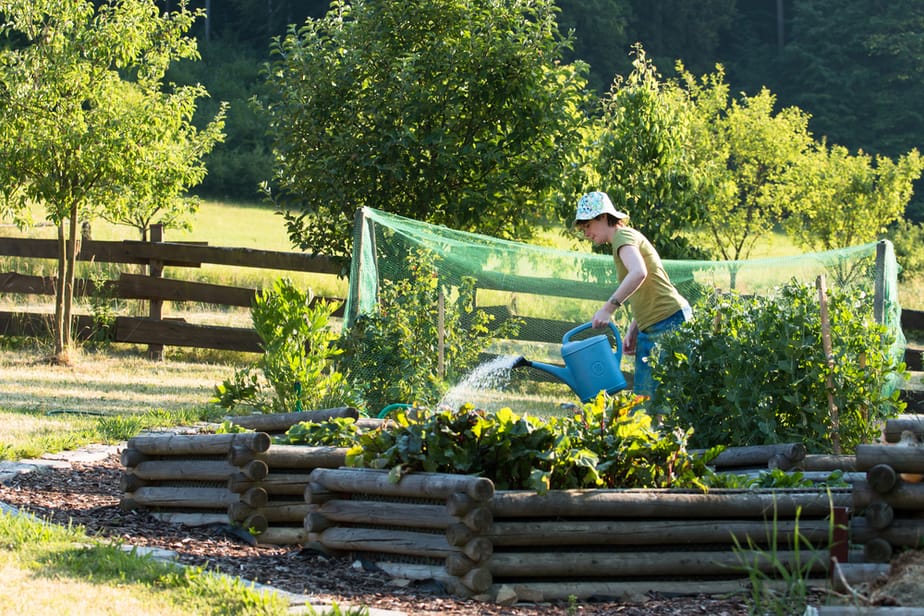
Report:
682,67,812,271
585,46,707,259
0,0,225,363
263,0,591,260
781,144,924,251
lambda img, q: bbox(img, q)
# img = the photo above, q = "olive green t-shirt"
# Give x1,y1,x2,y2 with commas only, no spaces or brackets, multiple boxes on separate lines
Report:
612,227,686,331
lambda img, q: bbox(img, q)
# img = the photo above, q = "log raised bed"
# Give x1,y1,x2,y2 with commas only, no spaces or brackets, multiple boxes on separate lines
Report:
118,427,924,604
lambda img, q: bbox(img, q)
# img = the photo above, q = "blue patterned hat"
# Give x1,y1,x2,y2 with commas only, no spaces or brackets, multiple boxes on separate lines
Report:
573,191,628,225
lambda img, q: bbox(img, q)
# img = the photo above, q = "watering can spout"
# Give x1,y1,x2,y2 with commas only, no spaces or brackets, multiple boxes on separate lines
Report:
514,358,576,389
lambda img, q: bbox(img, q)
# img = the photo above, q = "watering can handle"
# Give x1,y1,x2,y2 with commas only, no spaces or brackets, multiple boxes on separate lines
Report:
562,321,620,344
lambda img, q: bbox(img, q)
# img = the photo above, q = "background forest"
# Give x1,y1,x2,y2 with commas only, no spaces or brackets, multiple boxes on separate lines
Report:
174,0,924,224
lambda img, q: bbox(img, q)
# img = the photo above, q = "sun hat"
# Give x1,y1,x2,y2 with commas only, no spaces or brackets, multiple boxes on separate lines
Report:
573,191,628,225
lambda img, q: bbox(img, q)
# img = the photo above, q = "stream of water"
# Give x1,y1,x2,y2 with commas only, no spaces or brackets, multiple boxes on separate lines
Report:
437,354,521,411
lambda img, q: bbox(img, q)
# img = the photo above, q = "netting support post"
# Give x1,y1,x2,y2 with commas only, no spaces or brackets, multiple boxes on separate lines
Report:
347,208,377,328
438,289,445,378
874,239,886,325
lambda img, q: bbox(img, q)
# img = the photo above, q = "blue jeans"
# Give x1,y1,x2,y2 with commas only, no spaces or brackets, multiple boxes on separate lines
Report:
633,305,692,398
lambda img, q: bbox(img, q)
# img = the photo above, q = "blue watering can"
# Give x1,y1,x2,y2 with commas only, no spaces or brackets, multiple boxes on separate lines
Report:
513,322,627,403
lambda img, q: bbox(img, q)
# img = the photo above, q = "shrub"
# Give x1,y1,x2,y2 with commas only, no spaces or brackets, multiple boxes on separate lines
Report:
213,278,360,414
652,280,907,453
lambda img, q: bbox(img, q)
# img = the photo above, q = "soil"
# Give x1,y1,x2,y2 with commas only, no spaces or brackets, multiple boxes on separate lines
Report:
1,448,923,615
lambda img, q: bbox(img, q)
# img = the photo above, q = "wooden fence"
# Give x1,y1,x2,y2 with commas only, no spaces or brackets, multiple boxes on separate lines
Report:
0,229,922,371
0,226,343,358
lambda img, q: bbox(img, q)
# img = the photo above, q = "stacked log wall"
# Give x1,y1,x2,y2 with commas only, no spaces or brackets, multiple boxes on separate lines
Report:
305,467,496,597
120,432,273,528
304,465,850,603
851,427,924,563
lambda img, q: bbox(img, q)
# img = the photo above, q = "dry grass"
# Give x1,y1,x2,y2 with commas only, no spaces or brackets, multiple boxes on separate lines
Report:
0,348,236,416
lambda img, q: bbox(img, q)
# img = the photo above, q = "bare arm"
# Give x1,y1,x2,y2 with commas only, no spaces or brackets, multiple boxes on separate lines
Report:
591,244,648,328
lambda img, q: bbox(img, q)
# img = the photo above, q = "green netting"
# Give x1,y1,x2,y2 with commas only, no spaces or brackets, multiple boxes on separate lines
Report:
345,207,905,410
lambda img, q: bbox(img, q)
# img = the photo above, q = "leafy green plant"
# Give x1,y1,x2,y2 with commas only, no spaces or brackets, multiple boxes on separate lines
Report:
279,417,362,447
214,278,361,415
336,249,521,414
653,281,907,453
708,468,849,490
347,393,719,492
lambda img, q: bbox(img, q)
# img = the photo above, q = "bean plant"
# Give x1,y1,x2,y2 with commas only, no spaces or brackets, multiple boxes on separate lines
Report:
336,249,521,415
651,280,907,453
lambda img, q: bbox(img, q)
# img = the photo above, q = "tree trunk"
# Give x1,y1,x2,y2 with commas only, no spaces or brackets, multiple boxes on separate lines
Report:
58,204,80,363
53,222,67,360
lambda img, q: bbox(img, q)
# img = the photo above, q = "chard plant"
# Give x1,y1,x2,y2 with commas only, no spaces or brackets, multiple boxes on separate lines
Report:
345,392,721,492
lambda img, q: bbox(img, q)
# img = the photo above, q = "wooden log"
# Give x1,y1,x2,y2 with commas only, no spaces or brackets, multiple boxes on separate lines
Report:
304,511,333,533
867,463,898,493
704,443,807,469
126,432,271,456
255,445,348,470
236,513,269,534
228,407,359,432
829,561,890,593
373,562,473,598
128,459,268,482
304,482,336,505
856,444,924,473
445,552,477,576
228,471,313,495
800,454,857,472
486,578,827,603
487,549,829,578
490,488,851,519
254,526,311,545
120,447,147,468
864,501,895,530
850,517,924,546
315,499,451,530
853,479,924,509
148,511,229,527
238,487,268,509
487,519,834,547
461,506,493,533
310,468,495,502
460,567,492,594
883,415,924,443
446,523,474,547
318,527,492,561
446,492,477,517
229,500,311,523
862,537,893,563
461,537,493,562
122,486,238,510
120,473,146,493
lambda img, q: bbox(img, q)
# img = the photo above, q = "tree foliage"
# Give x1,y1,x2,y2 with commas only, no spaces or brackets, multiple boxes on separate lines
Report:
263,0,591,259
583,46,706,259
681,68,813,266
782,144,924,251
0,0,225,361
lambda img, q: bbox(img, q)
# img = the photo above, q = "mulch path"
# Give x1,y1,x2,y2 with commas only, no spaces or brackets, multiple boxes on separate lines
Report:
0,447,872,615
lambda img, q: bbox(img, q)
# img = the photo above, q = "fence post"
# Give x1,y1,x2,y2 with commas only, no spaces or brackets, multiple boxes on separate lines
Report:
147,224,165,360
